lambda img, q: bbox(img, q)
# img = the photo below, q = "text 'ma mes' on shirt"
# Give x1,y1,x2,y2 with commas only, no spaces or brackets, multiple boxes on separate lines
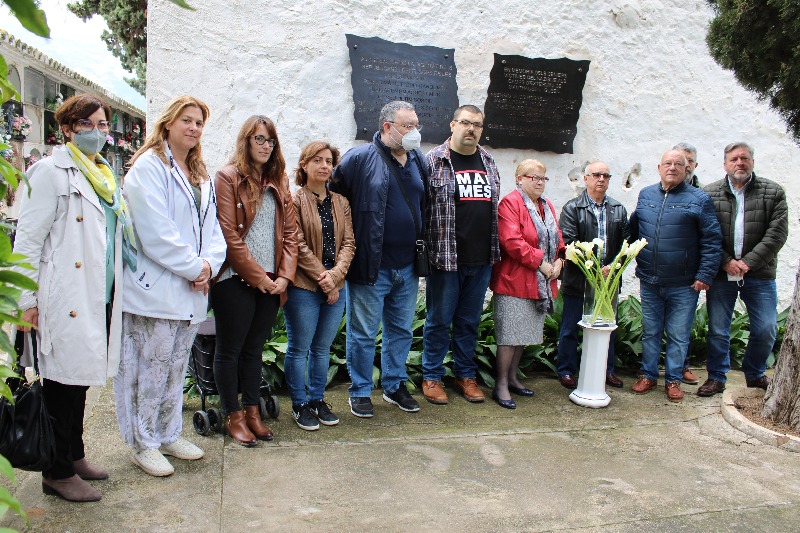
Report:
451,150,492,266
381,150,424,269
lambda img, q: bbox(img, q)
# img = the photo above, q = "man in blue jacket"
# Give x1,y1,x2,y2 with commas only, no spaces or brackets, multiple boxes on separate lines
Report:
331,101,426,418
629,150,722,402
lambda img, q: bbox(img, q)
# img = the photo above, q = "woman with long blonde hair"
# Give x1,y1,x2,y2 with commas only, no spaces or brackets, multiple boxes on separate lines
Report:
116,95,226,476
211,115,297,446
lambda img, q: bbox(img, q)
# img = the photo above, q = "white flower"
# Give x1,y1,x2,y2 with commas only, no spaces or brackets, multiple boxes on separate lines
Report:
585,260,594,269
592,238,604,250
618,241,629,257
577,241,595,254
566,243,579,263
615,262,622,269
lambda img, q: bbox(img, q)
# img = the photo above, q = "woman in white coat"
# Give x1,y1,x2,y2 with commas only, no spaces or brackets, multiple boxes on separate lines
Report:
115,95,226,477
13,94,136,502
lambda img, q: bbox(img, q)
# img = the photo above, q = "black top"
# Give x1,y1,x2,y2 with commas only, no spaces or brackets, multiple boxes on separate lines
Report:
451,150,492,266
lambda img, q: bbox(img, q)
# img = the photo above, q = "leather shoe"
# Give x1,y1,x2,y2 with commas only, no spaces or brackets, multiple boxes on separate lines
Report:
605,373,623,388
632,376,657,394
697,379,726,397
73,457,108,480
225,410,257,447
665,381,684,402
508,385,534,397
422,380,448,404
491,389,516,410
42,474,101,502
558,374,577,389
746,375,770,390
682,368,700,385
245,405,274,441
453,377,485,402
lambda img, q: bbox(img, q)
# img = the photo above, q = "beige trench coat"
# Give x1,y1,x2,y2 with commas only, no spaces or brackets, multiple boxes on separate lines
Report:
13,146,123,386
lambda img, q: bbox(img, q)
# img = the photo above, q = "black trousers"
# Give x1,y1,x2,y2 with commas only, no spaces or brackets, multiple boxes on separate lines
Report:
42,379,89,480
210,278,279,415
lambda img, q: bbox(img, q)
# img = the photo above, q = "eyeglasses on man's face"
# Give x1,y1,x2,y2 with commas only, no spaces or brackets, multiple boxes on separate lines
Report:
75,119,111,132
252,135,278,147
388,121,422,132
453,118,484,129
587,172,612,180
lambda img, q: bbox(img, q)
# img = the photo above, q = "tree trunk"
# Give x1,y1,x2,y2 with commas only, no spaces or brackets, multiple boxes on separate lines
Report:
761,263,800,431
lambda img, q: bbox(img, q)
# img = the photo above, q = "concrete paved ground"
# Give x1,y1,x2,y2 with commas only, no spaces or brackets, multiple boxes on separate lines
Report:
2,370,798,532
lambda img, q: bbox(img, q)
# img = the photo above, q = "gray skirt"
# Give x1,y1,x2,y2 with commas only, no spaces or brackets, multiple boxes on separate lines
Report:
493,294,546,346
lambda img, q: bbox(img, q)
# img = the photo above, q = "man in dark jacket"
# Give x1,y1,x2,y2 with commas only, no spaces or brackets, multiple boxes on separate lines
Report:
557,161,629,389
331,101,426,418
697,142,788,397
629,150,722,402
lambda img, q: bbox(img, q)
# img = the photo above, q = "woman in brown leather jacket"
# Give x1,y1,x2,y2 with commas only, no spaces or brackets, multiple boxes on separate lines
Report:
212,115,298,446
283,141,355,431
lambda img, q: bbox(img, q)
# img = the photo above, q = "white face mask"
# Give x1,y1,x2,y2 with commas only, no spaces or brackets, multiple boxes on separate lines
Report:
391,125,422,151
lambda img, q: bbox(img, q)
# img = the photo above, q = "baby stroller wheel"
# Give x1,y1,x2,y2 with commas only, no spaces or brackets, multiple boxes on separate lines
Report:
258,397,268,421
208,407,222,433
267,394,280,419
193,410,211,436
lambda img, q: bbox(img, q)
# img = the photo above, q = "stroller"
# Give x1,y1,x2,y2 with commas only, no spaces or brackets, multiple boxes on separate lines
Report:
188,317,280,436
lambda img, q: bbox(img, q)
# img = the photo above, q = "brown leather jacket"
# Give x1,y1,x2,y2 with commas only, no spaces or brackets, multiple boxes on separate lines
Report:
214,164,298,305
293,186,355,292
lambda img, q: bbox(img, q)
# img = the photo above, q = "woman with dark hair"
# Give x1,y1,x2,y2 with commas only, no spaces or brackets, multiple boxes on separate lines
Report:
283,142,355,431
13,94,136,501
211,115,297,446
116,95,226,476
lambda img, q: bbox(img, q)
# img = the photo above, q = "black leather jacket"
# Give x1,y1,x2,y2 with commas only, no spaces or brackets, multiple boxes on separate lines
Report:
559,190,630,296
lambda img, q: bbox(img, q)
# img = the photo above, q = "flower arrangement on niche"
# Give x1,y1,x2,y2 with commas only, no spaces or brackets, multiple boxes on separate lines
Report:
565,238,648,326
11,115,32,139
46,124,65,145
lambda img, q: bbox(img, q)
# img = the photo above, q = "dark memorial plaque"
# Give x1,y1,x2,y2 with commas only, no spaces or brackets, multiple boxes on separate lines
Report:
346,34,458,143
482,54,590,153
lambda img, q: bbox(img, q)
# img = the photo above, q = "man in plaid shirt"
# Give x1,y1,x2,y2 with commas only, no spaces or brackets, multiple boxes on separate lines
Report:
421,105,501,405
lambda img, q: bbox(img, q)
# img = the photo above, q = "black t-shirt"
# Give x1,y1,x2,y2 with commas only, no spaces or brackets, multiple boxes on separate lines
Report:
451,150,492,266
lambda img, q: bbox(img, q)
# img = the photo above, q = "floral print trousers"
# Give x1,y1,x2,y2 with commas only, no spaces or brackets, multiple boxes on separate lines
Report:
115,313,199,451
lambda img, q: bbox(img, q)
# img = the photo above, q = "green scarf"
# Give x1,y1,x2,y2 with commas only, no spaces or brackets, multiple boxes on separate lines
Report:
66,142,137,271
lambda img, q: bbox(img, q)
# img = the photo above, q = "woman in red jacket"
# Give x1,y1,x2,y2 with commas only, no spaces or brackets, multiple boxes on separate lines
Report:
490,159,565,409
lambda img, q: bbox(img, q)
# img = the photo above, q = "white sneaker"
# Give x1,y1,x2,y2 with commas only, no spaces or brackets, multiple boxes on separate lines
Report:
132,449,174,477
160,437,204,460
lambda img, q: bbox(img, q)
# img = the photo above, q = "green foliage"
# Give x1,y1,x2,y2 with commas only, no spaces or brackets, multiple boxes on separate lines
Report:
706,0,800,141
4,0,49,38
67,0,195,96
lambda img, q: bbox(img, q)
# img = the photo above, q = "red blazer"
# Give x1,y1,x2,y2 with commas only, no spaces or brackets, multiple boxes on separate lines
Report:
490,189,565,299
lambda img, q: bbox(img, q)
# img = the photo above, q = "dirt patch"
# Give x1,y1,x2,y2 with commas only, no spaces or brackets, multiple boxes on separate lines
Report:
735,396,800,439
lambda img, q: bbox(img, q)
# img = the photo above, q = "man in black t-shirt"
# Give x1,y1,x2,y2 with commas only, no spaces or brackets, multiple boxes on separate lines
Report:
421,105,501,405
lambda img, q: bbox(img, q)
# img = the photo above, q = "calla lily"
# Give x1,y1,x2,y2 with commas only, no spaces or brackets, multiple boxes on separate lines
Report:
592,238,604,250
585,260,594,269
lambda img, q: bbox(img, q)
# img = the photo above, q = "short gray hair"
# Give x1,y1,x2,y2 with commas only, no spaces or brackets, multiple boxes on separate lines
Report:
723,142,754,159
673,142,697,155
378,101,415,129
583,160,606,175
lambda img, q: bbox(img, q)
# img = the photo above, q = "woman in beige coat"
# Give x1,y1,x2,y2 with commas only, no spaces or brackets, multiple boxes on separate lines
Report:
13,95,134,502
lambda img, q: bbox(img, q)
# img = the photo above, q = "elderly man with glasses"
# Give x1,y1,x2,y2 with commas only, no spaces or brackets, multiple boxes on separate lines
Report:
629,150,722,402
556,161,629,390
420,104,501,405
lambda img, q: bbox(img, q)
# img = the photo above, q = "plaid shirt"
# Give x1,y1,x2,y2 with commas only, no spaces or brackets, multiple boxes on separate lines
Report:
424,139,501,271
589,197,607,262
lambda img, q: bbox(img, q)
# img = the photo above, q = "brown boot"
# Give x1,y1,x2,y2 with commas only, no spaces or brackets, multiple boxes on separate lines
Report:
422,380,448,404
245,405,274,441
453,377,485,403
225,410,257,447
73,457,109,480
42,474,101,502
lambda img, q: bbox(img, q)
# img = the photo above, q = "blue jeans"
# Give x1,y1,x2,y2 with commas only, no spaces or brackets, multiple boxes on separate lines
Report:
640,281,699,383
557,293,616,377
346,264,418,397
283,285,346,405
706,277,777,382
422,265,492,382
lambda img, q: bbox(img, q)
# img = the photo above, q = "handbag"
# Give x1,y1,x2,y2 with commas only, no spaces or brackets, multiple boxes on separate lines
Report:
0,331,57,472
373,143,430,277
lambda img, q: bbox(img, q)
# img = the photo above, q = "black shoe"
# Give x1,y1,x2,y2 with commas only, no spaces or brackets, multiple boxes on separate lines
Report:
349,396,374,418
491,389,516,410
310,399,339,426
292,404,320,431
746,375,770,390
508,385,535,397
697,379,726,397
382,382,420,412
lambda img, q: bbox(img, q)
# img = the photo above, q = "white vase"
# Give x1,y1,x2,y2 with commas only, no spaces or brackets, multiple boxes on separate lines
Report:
569,321,617,408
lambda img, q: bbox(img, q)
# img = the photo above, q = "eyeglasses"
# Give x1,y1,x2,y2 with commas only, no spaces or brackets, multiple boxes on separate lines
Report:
520,175,549,184
454,119,484,129
388,121,423,132
75,119,111,132
252,135,278,147
587,172,612,180
661,160,686,168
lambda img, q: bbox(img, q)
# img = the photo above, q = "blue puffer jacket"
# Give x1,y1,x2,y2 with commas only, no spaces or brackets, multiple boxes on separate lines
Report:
629,181,722,286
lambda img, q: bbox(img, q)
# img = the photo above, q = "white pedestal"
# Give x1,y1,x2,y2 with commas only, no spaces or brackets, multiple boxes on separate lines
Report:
569,320,618,408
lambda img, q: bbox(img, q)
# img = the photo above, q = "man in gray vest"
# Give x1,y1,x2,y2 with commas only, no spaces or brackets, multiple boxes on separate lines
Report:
698,142,788,397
